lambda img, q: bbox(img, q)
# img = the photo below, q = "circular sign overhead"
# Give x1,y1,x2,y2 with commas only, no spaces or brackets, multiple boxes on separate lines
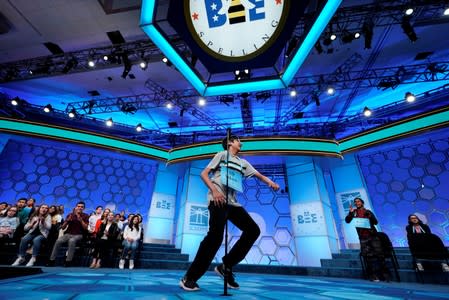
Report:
186,0,288,62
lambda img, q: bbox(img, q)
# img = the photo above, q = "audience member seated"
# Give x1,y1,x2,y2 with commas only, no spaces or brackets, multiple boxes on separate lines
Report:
94,208,111,234
119,215,142,270
16,198,32,238
406,214,449,272
345,197,389,282
88,206,103,236
89,212,119,268
0,202,9,217
0,206,19,243
48,201,89,267
12,204,52,267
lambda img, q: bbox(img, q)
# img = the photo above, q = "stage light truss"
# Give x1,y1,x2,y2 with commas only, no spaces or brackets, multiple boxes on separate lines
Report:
0,36,188,83
1,1,448,83
294,0,448,39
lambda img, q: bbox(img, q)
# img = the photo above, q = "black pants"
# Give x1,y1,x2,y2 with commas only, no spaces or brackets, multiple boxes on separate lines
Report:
185,204,260,282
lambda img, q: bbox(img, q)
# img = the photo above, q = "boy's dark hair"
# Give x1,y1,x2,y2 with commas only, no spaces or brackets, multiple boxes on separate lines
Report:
76,201,86,207
221,135,240,150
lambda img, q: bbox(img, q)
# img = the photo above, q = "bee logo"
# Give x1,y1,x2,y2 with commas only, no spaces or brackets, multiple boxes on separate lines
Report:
218,0,256,25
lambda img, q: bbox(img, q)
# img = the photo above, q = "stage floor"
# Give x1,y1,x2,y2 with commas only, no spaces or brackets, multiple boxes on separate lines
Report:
0,267,448,299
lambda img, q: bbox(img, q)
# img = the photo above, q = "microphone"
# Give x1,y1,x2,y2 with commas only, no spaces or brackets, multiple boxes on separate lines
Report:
226,127,231,147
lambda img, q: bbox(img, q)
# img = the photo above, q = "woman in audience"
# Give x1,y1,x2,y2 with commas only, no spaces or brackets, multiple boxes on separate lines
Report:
49,206,62,226
119,215,141,270
406,214,449,272
406,214,431,236
90,211,119,268
0,206,19,242
94,208,111,234
12,204,52,267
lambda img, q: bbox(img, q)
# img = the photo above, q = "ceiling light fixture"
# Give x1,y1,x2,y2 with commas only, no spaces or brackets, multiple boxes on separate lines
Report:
105,118,113,127
363,106,372,117
136,123,143,132
166,103,173,109
43,104,53,113
290,89,297,97
405,92,416,103
68,108,77,118
401,16,418,42
11,97,19,106
405,8,414,16
444,8,449,16
327,87,335,95
198,97,206,106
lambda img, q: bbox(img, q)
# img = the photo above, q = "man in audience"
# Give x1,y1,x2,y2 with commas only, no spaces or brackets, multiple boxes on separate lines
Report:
48,201,89,267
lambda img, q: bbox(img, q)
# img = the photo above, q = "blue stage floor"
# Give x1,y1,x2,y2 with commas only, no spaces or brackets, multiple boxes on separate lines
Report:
1,268,449,300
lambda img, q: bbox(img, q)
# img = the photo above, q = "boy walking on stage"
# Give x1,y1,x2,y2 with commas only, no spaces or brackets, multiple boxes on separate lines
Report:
180,135,279,291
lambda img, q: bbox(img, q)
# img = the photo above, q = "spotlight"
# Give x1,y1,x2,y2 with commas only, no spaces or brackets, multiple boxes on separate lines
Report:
255,91,271,102
327,87,335,95
88,58,95,68
401,16,417,42
234,69,250,80
162,57,172,66
219,95,234,105
198,97,206,106
363,106,372,117
11,97,19,106
105,118,113,127
362,20,374,49
139,61,147,70
405,92,416,103
62,57,78,74
445,8,449,16
136,123,143,132
103,55,109,61
166,103,173,109
121,53,132,78
405,8,414,16
330,34,337,41
354,32,361,39
120,103,137,114
43,104,53,113
28,69,33,75
290,89,297,97
341,30,355,44
68,108,77,118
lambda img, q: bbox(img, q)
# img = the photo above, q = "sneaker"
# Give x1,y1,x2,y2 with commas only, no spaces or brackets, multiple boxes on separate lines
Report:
215,264,240,289
442,263,449,272
416,262,424,271
12,257,25,266
129,260,134,270
26,257,36,267
179,277,200,291
119,259,125,269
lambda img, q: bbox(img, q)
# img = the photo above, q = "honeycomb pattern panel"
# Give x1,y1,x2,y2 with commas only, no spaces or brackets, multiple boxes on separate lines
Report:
0,138,158,223
214,168,297,266
358,134,449,246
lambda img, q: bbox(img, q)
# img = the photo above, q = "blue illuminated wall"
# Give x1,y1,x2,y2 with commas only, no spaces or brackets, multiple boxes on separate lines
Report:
357,127,449,246
0,135,158,223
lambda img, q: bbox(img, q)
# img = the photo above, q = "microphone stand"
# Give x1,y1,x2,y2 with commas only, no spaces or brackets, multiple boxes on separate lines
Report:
222,127,231,296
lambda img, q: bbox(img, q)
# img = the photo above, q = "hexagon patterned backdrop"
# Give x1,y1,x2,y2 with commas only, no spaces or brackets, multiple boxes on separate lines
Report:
213,170,296,266
358,128,449,247
0,137,159,221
